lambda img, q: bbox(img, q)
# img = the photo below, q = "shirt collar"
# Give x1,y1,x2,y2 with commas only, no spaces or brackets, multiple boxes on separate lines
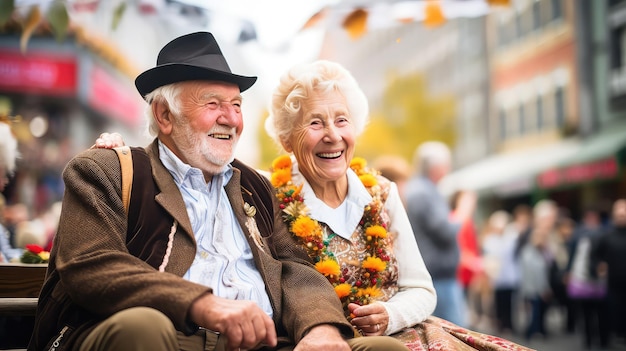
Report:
158,140,232,188
294,161,372,239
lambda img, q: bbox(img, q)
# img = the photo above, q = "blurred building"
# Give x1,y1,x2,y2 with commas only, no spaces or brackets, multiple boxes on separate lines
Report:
535,0,626,217
0,0,216,214
0,32,145,214
441,0,626,220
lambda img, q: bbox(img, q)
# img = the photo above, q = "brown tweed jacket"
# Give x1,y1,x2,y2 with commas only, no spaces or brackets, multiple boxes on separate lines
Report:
28,140,352,351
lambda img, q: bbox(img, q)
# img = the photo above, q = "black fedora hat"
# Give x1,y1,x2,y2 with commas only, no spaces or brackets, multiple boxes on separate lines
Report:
135,32,257,97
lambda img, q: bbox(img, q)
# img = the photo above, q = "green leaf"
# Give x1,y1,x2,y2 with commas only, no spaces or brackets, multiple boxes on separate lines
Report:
46,0,69,42
111,1,126,31
0,0,14,27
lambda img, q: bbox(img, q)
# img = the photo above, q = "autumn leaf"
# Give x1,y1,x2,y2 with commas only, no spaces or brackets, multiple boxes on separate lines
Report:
0,0,14,27
20,5,42,53
111,1,126,31
46,0,69,42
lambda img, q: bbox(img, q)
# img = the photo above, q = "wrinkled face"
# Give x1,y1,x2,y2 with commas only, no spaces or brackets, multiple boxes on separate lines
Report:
168,81,243,175
285,89,356,186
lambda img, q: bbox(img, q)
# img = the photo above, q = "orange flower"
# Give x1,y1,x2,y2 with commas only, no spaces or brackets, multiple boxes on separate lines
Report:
291,216,317,238
272,155,292,170
315,259,341,277
357,286,382,298
366,225,387,238
362,256,386,272
270,168,291,187
334,283,353,299
350,157,367,172
358,173,377,187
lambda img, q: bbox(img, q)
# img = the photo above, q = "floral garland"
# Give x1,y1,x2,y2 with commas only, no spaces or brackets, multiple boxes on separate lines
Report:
270,155,391,309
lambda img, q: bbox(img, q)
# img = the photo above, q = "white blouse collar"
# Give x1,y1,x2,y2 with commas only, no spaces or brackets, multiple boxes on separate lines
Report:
293,160,372,240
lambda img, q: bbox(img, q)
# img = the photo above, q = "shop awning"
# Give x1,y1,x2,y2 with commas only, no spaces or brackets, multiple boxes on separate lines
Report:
439,139,582,197
537,126,626,189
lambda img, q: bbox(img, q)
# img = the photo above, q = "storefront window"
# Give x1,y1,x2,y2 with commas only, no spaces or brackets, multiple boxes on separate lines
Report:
555,86,566,128
536,95,544,130
551,0,562,21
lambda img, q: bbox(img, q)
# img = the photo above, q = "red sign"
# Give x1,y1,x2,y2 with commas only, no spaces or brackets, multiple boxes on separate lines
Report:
0,51,77,96
537,157,620,189
88,66,143,127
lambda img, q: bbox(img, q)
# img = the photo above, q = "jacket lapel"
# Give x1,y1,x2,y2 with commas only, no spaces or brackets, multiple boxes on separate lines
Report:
146,141,196,245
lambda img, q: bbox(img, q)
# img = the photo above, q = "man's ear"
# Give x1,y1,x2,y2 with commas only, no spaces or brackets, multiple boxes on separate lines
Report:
153,100,173,135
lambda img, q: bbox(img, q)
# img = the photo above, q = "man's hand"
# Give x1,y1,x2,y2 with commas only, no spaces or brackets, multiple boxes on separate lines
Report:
294,324,350,351
189,293,277,351
348,302,388,336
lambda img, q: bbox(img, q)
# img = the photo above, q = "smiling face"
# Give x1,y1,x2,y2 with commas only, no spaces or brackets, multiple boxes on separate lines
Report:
157,81,243,176
284,88,356,190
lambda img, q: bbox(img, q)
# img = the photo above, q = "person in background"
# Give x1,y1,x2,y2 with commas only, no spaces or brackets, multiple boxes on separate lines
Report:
518,200,559,342
552,216,576,334
371,155,411,205
28,32,409,351
0,119,23,262
449,190,485,330
591,198,626,347
404,141,475,328
482,210,517,335
566,205,609,350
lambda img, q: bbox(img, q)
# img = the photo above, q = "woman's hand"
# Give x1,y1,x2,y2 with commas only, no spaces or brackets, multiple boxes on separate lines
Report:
91,132,125,149
348,302,389,336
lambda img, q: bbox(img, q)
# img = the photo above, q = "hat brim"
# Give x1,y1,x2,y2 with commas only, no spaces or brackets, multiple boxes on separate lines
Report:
135,63,257,97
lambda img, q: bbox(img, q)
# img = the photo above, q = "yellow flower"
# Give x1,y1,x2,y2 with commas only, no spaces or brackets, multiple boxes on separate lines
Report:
350,157,367,172
271,168,291,187
358,173,377,187
315,259,341,277
366,225,387,238
38,251,50,262
291,216,317,238
272,155,292,170
357,286,382,298
334,283,353,299
362,256,386,272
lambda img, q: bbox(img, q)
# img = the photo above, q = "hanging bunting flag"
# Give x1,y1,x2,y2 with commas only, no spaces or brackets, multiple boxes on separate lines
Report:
71,0,100,12
342,8,368,40
487,0,511,6
424,0,445,28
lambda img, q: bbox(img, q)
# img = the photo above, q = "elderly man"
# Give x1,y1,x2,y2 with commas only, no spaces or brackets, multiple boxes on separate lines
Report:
27,32,408,351
404,141,475,328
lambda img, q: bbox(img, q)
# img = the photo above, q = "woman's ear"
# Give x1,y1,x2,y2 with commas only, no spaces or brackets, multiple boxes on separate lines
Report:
281,138,293,153
153,100,173,135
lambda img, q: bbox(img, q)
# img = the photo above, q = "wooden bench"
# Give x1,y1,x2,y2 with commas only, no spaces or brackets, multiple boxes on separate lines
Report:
0,263,46,350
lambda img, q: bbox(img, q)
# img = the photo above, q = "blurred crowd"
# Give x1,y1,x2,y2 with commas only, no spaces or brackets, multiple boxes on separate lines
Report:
375,142,626,351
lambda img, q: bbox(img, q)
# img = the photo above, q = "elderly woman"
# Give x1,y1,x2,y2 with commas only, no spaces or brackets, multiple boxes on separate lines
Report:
96,61,533,351
264,60,436,337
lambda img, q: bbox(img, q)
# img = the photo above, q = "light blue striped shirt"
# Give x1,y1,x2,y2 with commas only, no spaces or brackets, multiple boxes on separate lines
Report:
158,141,273,317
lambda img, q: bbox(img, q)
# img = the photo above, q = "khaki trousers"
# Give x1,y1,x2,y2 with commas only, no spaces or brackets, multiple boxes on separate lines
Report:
79,307,408,351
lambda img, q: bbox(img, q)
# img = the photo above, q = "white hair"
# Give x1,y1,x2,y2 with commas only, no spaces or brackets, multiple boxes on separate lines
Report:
412,141,451,176
142,83,184,138
533,199,558,220
265,60,369,150
0,122,18,174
